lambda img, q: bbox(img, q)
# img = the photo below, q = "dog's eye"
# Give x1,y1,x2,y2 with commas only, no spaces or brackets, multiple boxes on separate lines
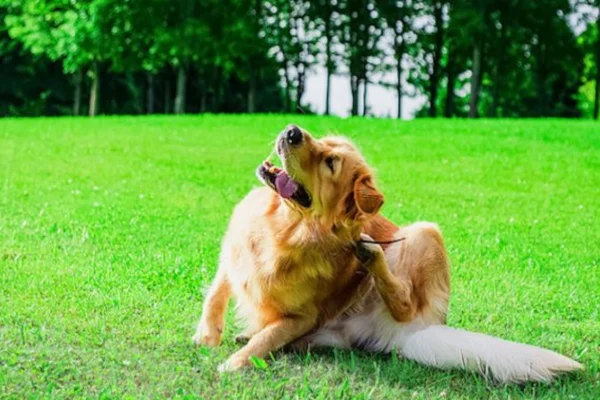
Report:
325,156,335,172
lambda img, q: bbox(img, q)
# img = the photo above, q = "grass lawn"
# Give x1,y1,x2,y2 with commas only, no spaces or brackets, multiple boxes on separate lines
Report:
0,115,599,399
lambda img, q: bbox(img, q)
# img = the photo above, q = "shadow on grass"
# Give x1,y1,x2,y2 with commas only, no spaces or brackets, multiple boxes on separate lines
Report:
181,332,590,399
191,344,589,398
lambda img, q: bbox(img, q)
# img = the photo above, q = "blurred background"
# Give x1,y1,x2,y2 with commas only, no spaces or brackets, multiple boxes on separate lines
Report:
1,0,599,120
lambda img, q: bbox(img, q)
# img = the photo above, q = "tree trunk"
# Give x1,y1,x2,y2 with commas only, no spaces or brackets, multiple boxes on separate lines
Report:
535,43,548,117
445,73,456,118
325,65,332,115
445,54,455,118
395,37,405,119
282,60,292,112
146,72,154,114
490,16,504,118
362,78,368,117
469,42,482,118
215,67,225,112
200,79,207,113
174,65,187,114
296,63,305,113
73,69,82,116
164,76,172,114
396,62,403,119
594,63,600,120
350,75,359,116
129,73,143,114
89,61,100,117
324,14,332,115
429,1,444,118
490,63,500,118
248,67,256,113
595,64,600,121
594,14,600,120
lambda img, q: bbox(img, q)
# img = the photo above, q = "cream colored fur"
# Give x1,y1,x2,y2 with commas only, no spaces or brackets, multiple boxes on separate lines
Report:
194,126,582,383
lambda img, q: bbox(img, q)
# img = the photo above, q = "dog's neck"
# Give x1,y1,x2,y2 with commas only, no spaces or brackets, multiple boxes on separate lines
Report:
267,193,361,250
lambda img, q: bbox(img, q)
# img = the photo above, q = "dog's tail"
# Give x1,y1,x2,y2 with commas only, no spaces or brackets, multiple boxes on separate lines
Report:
399,325,582,383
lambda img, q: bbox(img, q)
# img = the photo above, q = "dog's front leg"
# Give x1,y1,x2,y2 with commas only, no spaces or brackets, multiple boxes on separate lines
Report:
355,234,415,322
193,269,231,347
218,315,316,372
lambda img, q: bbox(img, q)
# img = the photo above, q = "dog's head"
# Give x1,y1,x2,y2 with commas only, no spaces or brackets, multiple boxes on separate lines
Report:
257,125,383,224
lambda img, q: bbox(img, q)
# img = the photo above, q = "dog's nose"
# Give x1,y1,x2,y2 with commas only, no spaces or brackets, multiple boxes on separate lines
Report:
286,125,303,145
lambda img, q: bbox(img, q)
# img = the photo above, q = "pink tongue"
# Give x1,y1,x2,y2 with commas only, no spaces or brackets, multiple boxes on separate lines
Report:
275,172,298,199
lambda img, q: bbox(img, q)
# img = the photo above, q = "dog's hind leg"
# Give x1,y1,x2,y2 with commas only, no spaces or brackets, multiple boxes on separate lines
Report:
355,234,415,323
393,222,450,325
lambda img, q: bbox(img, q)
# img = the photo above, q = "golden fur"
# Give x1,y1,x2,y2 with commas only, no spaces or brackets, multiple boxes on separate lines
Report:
194,126,449,370
193,125,581,382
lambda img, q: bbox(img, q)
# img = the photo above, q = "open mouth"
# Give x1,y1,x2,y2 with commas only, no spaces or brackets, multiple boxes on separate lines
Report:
258,160,311,208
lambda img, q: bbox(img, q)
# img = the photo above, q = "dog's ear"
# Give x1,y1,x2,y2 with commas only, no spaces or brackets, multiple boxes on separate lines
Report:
353,174,384,216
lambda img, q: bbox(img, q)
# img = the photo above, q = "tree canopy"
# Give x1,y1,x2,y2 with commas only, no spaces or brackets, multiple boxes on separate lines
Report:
1,0,599,119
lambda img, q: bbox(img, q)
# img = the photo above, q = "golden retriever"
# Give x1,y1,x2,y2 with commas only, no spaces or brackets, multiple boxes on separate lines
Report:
194,125,582,383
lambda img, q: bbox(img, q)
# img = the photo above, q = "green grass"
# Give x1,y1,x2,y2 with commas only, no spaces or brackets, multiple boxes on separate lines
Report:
1,115,599,399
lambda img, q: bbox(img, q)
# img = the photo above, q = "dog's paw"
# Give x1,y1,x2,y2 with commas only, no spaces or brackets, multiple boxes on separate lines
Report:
355,234,384,265
234,334,251,345
192,320,223,347
217,354,248,373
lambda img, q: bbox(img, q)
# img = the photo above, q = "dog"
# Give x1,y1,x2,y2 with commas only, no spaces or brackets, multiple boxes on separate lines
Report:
193,125,582,383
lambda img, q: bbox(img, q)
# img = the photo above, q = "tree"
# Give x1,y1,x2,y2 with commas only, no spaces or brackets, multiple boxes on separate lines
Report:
264,0,320,112
407,0,448,118
378,0,417,119
595,9,600,119
577,3,599,119
443,0,467,118
339,0,385,116
212,0,272,114
467,0,486,118
592,7,600,119
429,0,445,117
6,0,119,116
244,0,265,113
0,2,72,116
519,0,581,117
0,0,597,119
578,0,600,119
99,0,169,114
311,0,341,115
441,0,488,118
148,0,212,114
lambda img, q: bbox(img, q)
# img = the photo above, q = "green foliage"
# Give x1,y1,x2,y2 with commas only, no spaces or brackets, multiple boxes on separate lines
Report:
578,80,597,117
412,0,589,118
5,0,112,73
338,0,387,115
309,0,343,71
1,116,599,397
0,4,72,116
263,0,321,110
1,0,599,118
578,16,599,117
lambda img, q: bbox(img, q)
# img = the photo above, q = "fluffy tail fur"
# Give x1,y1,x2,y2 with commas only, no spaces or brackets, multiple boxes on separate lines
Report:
400,325,582,383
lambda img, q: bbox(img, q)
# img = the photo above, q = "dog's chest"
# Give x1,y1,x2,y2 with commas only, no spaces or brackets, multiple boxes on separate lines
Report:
233,238,349,316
